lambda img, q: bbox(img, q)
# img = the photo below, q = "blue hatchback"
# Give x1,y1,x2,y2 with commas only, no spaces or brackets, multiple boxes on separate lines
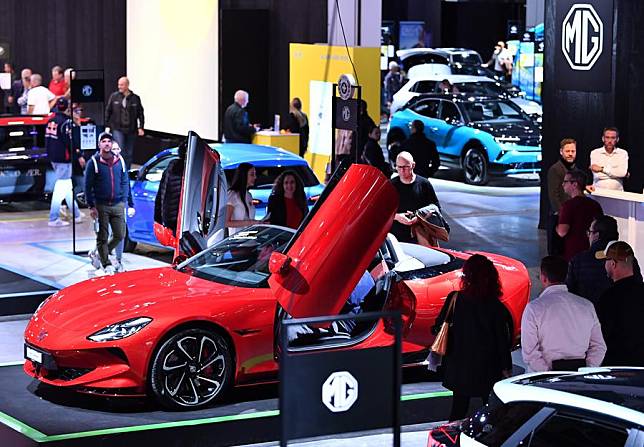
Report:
124,143,325,250
387,94,542,185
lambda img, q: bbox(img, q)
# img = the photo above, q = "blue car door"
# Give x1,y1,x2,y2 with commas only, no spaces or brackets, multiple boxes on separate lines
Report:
437,100,467,158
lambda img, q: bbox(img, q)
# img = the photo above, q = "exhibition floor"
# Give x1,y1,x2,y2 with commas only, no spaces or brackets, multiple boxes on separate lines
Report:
0,176,540,446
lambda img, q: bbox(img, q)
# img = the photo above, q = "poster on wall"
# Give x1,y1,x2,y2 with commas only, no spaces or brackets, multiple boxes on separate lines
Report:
554,0,613,91
309,80,333,156
399,21,429,50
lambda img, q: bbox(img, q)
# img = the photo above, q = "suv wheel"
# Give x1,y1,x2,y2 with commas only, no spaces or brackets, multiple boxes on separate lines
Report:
463,147,488,185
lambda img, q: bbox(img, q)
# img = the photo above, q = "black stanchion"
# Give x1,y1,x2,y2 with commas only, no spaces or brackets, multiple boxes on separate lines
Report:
69,69,104,255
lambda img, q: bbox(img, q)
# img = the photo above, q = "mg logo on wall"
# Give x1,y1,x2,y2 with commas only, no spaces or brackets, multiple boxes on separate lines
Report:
561,4,603,71
322,371,358,412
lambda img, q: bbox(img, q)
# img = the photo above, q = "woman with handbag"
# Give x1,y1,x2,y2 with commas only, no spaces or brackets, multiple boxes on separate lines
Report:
431,254,513,421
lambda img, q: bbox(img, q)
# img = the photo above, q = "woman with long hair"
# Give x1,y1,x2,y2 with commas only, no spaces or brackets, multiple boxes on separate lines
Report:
225,162,259,235
286,98,309,157
267,170,308,229
432,254,512,421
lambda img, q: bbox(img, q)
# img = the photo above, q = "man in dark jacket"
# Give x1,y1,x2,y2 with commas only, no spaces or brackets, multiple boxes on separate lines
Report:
85,132,132,275
567,215,642,308
396,120,440,178
546,138,577,255
46,98,82,226
154,143,186,235
105,77,144,170
223,90,256,143
596,241,644,366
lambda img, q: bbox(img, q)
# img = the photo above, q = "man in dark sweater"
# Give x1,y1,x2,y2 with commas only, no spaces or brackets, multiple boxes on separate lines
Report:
390,151,441,243
361,125,392,177
546,138,577,256
596,241,644,366
223,90,256,143
85,132,132,275
567,216,642,308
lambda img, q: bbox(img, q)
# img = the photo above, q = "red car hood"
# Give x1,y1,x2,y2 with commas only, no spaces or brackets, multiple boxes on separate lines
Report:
33,267,239,335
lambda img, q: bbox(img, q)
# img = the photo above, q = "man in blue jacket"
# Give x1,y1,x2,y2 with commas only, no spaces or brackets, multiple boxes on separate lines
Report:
46,97,82,226
85,132,131,274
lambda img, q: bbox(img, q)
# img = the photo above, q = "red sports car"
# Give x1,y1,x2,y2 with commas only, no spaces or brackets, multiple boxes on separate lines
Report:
24,132,530,410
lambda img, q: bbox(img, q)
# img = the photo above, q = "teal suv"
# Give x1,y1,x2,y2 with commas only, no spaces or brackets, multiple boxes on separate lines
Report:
387,94,542,185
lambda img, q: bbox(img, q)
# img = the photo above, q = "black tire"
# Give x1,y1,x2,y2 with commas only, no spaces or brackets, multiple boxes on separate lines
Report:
123,227,137,253
150,328,233,410
462,146,489,186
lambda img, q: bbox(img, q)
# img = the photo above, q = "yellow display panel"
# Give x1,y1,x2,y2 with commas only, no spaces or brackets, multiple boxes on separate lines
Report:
290,44,381,181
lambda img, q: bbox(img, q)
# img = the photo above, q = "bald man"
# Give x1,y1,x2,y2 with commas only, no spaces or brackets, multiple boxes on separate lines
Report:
105,76,145,169
223,90,257,143
391,151,441,243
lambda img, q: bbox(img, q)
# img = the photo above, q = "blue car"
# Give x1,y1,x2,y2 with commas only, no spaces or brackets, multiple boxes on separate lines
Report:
124,143,325,250
387,93,542,185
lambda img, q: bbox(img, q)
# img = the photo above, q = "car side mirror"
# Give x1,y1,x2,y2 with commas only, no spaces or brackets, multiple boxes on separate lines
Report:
269,252,292,275
128,168,139,181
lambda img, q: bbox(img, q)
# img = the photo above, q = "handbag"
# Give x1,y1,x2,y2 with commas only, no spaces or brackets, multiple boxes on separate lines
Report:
430,293,458,356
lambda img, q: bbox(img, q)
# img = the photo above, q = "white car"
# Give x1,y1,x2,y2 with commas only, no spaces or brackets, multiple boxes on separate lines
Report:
390,74,542,119
427,367,644,446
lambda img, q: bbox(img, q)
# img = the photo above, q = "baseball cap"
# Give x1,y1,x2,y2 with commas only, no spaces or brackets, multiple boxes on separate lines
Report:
595,240,635,262
98,131,113,142
55,97,69,110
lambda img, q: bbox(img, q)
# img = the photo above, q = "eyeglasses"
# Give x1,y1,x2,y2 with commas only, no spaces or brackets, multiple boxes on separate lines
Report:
396,165,412,170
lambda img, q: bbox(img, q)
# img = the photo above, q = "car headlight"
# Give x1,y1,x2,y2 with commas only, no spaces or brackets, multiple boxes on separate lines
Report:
494,136,520,144
87,317,152,342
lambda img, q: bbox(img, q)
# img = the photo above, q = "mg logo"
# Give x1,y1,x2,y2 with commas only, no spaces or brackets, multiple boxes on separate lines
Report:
82,84,93,97
562,4,603,71
322,371,358,412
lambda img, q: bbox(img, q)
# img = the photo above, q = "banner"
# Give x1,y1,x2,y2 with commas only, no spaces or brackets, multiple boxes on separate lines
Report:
554,0,614,91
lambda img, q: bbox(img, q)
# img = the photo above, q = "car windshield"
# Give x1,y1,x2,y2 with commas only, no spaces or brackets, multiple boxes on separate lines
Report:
462,99,526,122
401,53,449,71
177,225,294,287
451,53,482,65
224,165,319,189
454,81,506,97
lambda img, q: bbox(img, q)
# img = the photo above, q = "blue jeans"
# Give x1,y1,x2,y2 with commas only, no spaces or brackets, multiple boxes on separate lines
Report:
49,162,80,221
112,130,136,170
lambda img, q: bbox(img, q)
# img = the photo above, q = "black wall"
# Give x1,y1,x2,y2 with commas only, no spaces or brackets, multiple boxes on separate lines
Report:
541,0,644,224
219,0,327,137
0,0,126,104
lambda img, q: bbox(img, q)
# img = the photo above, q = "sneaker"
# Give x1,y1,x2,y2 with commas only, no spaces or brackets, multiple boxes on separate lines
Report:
48,218,70,227
88,249,102,269
74,212,86,224
103,265,115,276
113,260,125,273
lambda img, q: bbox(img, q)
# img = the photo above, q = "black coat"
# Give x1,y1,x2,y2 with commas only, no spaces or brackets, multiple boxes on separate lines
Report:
154,158,184,234
398,133,440,178
433,291,512,396
362,139,393,177
267,193,308,228
286,112,309,157
105,91,145,134
223,102,255,143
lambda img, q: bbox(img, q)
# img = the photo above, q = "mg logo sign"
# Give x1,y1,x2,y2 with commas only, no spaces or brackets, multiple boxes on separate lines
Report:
81,84,93,97
562,4,603,71
321,371,358,412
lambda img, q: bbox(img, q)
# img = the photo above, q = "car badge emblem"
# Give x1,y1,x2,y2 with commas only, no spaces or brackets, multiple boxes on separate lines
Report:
37,329,48,341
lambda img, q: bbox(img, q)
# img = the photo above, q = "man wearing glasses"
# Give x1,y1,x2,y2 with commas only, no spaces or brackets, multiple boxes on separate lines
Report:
595,241,644,366
556,169,602,261
390,151,441,243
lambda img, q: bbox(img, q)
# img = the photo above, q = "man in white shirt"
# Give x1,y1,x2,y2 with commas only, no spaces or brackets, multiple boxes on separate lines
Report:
521,256,606,372
590,127,629,190
26,73,56,115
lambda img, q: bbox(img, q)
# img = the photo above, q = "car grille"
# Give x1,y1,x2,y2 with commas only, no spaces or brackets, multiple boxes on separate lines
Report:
47,366,94,381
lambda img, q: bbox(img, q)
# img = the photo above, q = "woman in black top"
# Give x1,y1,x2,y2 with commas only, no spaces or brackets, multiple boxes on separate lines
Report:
432,254,513,421
286,98,309,157
267,170,308,229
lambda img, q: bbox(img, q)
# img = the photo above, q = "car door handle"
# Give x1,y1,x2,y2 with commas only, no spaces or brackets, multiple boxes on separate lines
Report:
430,127,439,132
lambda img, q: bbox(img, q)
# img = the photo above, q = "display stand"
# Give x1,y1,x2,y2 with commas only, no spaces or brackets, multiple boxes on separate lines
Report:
279,311,402,447
69,69,105,255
